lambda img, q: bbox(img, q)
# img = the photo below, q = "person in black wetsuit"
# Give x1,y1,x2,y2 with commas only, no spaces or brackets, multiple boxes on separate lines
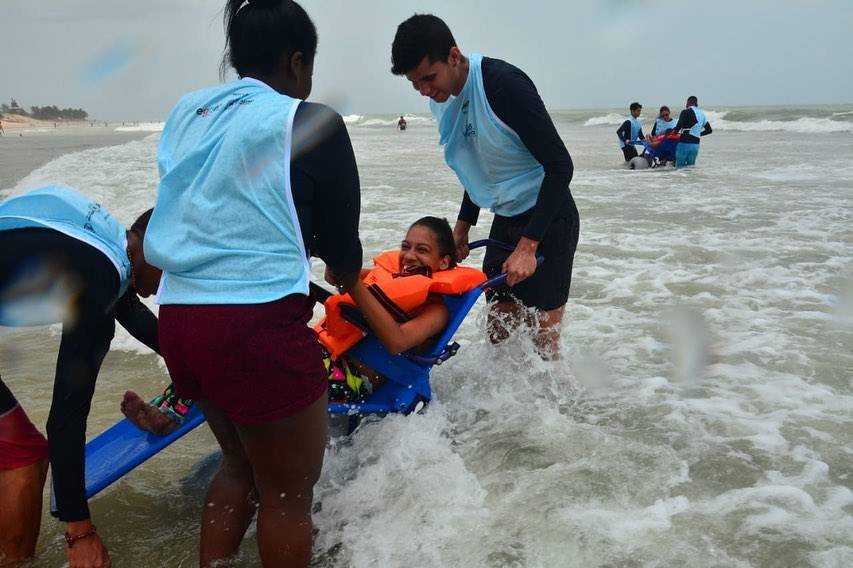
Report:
122,93,365,440
390,14,579,359
616,102,645,162
139,2,363,566
0,186,163,567
673,95,713,167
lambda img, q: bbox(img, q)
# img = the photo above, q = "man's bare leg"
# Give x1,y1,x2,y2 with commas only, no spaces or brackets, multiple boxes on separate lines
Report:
487,302,526,345
487,302,566,360
534,305,566,361
0,458,48,565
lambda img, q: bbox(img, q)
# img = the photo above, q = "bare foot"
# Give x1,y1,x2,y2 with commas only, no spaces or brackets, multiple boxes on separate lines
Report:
121,390,180,436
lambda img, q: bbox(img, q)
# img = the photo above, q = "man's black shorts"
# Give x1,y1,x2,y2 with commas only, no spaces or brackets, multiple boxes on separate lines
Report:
483,204,580,311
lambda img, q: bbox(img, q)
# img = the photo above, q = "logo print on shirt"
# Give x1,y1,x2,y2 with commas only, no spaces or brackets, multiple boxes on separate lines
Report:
83,203,101,233
196,95,254,119
460,99,476,139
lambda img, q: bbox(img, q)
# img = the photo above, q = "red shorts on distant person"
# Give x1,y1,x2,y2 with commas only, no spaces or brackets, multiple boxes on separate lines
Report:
158,294,326,425
0,405,49,470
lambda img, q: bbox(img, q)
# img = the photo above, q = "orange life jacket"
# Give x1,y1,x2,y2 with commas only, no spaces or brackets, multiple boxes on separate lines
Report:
652,132,680,144
315,250,486,359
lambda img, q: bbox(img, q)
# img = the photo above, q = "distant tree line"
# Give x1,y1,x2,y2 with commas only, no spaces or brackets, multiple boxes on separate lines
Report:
1,98,88,120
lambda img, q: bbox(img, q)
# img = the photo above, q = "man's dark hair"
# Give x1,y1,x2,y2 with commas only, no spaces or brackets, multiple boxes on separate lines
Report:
410,216,457,268
130,208,154,236
221,0,318,79
659,105,670,114
391,14,457,75
687,95,698,106
630,102,642,112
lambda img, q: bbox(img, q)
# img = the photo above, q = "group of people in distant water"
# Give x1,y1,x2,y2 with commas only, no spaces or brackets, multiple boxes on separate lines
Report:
1,2,579,567
617,96,713,168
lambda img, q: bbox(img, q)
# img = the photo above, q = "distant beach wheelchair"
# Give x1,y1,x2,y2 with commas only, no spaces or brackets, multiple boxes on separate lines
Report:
628,132,680,169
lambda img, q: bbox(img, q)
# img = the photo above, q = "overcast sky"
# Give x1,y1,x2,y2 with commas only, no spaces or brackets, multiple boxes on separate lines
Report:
2,0,851,120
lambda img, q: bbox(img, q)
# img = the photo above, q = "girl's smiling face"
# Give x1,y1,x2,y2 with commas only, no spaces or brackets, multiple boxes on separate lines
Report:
399,224,451,274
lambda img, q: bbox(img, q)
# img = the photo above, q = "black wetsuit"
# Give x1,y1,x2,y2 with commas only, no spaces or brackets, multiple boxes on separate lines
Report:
0,378,18,414
291,102,363,276
0,228,159,521
457,57,580,311
673,107,713,144
141,99,364,458
616,119,645,161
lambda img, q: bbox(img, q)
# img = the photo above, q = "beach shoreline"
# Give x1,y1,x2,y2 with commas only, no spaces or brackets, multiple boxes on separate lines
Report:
0,113,156,131
0,124,153,192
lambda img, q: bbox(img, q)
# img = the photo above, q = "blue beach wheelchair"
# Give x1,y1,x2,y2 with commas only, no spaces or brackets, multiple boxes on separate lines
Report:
81,239,529,498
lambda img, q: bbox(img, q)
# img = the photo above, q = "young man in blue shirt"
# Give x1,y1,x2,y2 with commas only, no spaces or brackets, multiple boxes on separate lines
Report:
390,14,580,358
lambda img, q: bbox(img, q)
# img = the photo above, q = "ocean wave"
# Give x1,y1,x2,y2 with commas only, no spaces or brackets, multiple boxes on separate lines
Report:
584,113,625,127
711,111,853,133
114,122,164,132
583,109,853,133
345,114,434,127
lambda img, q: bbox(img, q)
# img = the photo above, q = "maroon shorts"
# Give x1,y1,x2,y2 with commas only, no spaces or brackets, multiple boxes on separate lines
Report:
0,405,49,470
158,294,326,425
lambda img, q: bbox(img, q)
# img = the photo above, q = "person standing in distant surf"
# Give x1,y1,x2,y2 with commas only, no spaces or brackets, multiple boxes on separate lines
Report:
673,95,712,167
397,114,407,130
0,119,4,135
617,102,645,162
390,14,579,359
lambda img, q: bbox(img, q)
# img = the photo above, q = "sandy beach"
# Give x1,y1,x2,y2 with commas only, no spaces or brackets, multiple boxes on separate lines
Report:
0,116,151,191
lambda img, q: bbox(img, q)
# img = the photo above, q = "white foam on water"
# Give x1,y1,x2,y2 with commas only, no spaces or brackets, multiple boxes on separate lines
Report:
584,112,625,126
6,107,853,567
114,122,164,132
712,115,853,133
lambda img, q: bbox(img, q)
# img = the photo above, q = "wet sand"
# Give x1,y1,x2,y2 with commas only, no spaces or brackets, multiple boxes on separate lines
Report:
0,126,150,192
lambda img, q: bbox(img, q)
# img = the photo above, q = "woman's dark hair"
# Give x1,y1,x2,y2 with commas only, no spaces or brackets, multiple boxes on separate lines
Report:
130,208,153,236
659,105,670,114
410,216,457,268
221,0,318,79
391,14,457,75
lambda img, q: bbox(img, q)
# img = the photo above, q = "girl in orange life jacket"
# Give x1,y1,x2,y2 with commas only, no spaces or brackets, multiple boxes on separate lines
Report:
324,216,460,401
128,217,465,419
129,218,472,415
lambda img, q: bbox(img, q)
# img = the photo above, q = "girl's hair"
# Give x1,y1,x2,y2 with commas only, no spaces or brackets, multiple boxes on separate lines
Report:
659,105,670,114
410,216,457,268
221,0,318,79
